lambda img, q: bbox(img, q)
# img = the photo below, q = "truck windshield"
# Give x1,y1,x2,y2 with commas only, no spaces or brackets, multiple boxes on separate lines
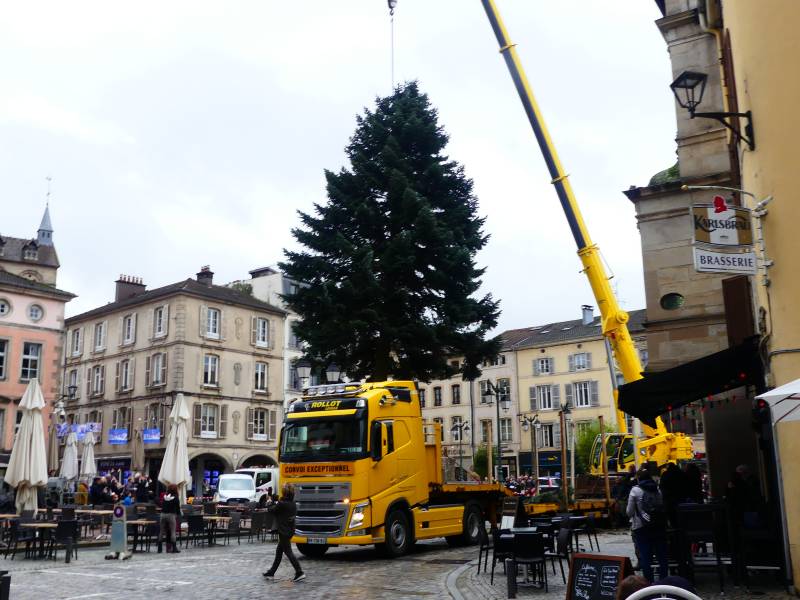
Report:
280,417,367,462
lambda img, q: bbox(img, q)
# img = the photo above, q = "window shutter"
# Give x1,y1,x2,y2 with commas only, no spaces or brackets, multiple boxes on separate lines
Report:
115,362,120,393
159,405,165,437
219,404,228,438
193,403,201,437
130,313,137,344
568,354,575,372
586,353,592,370
145,356,151,387
118,316,124,346
126,407,133,440
86,368,91,396
590,380,600,407
101,322,107,348
554,424,562,448
79,327,85,354
246,408,254,440
129,358,136,390
250,316,257,346
547,358,554,374
264,362,269,390
269,410,277,441
162,304,170,335
100,365,106,394
269,320,276,349
199,305,207,339
565,383,573,408
533,360,540,376
75,369,81,399
528,386,537,411
551,384,561,409
111,408,118,430
161,352,168,386
147,309,154,340
220,311,227,341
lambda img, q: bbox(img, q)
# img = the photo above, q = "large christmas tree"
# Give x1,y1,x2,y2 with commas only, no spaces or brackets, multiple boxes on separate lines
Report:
281,82,500,382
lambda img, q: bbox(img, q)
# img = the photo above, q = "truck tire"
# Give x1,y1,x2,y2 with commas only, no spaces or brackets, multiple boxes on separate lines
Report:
296,543,330,558
446,502,483,547
383,509,411,557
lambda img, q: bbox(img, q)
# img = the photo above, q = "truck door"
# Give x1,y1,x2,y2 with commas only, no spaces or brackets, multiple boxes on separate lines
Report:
369,420,399,499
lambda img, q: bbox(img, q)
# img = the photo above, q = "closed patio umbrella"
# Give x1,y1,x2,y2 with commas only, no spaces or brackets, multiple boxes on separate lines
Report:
158,393,190,505
80,430,97,480
60,430,80,481
47,422,60,475
6,379,48,515
131,427,145,473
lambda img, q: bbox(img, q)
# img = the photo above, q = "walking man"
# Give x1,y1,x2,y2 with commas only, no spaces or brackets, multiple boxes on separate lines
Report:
158,484,181,553
263,483,305,582
627,468,668,582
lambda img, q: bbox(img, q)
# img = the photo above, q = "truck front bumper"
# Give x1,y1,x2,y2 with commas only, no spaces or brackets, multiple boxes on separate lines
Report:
292,533,379,546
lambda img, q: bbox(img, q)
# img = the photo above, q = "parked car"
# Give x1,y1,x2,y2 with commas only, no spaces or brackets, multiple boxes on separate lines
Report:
214,474,257,505
235,467,279,506
537,476,561,494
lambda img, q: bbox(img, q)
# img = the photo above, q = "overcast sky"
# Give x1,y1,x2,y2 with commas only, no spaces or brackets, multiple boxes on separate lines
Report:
1,1,676,332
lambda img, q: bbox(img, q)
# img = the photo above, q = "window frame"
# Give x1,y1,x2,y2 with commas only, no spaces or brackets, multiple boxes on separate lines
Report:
451,416,464,442
20,341,42,381
574,381,591,408
206,308,221,339
203,354,220,387
71,328,82,356
499,417,513,443
433,386,443,407
122,314,135,345
92,365,105,395
573,352,589,371
0,338,7,380
93,322,106,351
27,304,44,322
153,305,168,338
255,317,269,348
200,403,218,438
451,384,461,405
252,408,268,441
0,298,10,317
254,361,268,392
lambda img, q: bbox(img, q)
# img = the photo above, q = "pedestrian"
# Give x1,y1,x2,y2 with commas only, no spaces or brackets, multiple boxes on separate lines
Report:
262,483,305,582
658,462,685,527
626,468,668,582
158,484,181,553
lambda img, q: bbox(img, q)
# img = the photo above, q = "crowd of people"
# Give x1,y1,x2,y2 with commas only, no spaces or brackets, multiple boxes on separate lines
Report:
502,474,539,497
88,472,155,505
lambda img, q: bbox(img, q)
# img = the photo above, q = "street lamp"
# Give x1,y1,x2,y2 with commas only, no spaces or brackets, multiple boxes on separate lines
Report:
482,380,511,484
559,403,572,509
295,359,312,388
325,363,341,384
450,421,470,478
670,70,755,150
519,413,540,482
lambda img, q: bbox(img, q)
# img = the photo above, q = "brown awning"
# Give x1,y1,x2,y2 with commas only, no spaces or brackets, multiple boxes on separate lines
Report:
618,336,763,427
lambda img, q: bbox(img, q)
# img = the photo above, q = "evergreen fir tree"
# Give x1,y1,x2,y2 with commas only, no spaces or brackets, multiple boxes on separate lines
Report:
281,82,500,382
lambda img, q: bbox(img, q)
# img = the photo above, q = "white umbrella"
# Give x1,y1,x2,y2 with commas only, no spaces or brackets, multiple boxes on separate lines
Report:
158,393,191,504
47,422,60,474
60,431,80,481
80,430,97,480
6,379,48,515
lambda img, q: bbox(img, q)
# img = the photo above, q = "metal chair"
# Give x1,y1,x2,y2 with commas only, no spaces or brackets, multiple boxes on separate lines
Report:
4,521,36,560
476,525,493,574
248,512,266,543
571,515,600,552
490,529,514,585
225,512,242,545
510,531,548,592
184,515,207,548
203,502,217,516
49,520,79,563
544,527,571,583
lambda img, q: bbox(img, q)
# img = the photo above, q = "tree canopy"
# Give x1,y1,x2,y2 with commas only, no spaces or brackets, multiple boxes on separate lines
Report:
281,82,500,381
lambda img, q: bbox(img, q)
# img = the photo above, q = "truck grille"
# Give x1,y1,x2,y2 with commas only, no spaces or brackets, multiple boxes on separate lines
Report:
295,483,351,537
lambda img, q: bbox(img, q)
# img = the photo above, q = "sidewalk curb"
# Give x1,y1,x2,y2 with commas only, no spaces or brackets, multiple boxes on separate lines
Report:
446,559,476,600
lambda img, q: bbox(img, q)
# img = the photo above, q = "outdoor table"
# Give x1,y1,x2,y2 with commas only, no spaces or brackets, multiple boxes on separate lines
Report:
19,522,57,559
0,515,19,520
127,519,157,552
203,516,230,546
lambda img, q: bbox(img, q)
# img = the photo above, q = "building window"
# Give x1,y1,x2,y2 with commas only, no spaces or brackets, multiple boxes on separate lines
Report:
145,403,165,438
200,404,217,438
254,362,268,392
20,342,42,381
540,424,555,447
570,352,591,372
451,384,461,405
0,339,6,379
254,317,270,347
535,357,553,376
481,420,492,444
479,380,489,404
0,299,9,316
419,389,426,408
574,381,591,408
289,366,301,391
451,416,464,442
692,418,704,435
88,410,103,434
92,365,105,395
433,417,444,441
206,308,221,339
93,322,106,351
154,306,168,337
122,314,136,345
433,387,442,407
248,407,273,441
148,352,167,386
71,329,82,356
500,418,513,443
536,385,553,410
117,359,133,392
28,304,43,322
23,246,38,260
0,409,5,445
203,354,220,386
498,378,511,403
575,421,593,437
113,406,131,431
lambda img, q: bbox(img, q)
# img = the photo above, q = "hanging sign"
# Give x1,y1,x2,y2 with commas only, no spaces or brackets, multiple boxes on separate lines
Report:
693,247,757,275
108,428,129,445
57,422,101,439
143,428,160,443
692,199,753,247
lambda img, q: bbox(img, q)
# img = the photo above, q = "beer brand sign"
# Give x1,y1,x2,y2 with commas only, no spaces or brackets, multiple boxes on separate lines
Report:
692,198,753,247
280,462,354,477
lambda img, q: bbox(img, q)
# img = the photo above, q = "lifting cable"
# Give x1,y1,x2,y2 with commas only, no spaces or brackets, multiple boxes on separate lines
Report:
388,0,397,88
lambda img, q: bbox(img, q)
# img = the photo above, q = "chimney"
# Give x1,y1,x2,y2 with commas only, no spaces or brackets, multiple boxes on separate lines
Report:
115,274,146,302
581,305,594,326
197,265,214,287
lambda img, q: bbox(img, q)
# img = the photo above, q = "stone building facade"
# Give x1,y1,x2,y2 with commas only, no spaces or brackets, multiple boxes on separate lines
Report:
63,267,286,493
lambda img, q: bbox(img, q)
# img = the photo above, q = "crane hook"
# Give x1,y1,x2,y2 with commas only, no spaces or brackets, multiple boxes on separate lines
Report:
387,0,397,17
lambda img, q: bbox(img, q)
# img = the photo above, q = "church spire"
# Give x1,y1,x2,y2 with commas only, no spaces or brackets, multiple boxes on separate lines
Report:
37,204,54,246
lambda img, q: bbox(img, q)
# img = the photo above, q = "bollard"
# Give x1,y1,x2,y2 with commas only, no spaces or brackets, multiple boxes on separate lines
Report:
0,570,10,600
505,558,517,599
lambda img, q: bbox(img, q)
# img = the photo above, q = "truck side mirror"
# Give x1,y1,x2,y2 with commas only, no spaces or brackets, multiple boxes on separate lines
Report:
371,421,383,462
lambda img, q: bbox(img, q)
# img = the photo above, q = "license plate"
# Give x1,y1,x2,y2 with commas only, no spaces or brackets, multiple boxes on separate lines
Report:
308,537,327,545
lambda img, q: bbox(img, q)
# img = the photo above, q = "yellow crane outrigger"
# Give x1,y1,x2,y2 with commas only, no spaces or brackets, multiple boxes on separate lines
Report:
480,0,692,473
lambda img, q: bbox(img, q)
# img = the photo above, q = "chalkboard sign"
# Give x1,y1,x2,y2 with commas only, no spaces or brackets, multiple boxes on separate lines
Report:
500,496,527,529
566,553,633,600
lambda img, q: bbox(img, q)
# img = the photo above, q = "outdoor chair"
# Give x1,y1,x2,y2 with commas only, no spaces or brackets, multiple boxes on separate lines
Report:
61,507,76,521
184,515,207,548
225,512,242,545
144,517,161,552
20,510,34,520
203,502,217,516
248,512,266,543
4,521,36,560
265,513,277,542
476,525,493,574
490,529,515,585
510,531,548,592
544,527,571,583
572,515,600,552
49,520,79,563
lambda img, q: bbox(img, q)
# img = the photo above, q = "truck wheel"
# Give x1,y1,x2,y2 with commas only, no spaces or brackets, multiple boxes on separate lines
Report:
296,543,329,558
383,510,411,557
446,502,483,547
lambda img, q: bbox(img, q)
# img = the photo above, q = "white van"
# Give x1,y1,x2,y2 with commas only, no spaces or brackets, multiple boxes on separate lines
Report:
236,467,279,506
215,474,257,505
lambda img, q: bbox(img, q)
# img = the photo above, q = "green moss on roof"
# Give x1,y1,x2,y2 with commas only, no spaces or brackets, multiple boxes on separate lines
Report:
649,162,680,186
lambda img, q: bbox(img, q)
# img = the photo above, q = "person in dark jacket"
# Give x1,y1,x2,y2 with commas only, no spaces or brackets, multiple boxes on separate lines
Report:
135,475,151,503
263,484,304,582
158,484,181,553
658,462,685,527
626,469,668,582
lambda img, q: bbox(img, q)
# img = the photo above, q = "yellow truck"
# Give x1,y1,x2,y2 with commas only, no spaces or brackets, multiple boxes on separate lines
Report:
280,380,510,558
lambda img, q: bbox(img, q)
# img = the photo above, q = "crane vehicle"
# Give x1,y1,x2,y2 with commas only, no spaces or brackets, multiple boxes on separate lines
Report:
480,0,692,473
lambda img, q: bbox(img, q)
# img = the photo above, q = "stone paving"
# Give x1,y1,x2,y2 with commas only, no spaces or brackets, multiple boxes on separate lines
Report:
2,531,794,599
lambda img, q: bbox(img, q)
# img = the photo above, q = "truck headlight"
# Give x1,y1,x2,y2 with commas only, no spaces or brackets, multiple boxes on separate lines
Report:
349,502,369,529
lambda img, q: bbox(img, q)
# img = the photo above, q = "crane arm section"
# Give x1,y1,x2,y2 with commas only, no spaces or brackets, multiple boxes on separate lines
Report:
480,0,667,438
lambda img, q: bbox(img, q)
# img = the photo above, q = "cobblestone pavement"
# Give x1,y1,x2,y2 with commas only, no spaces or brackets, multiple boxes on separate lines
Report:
4,531,794,599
